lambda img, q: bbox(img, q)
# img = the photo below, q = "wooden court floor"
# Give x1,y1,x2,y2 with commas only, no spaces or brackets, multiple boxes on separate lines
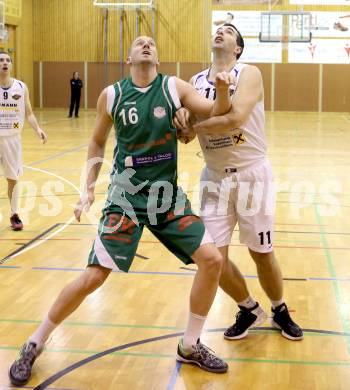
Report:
1,110,350,389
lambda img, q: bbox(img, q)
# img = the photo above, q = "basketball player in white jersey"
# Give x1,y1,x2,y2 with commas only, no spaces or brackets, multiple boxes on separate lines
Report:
175,24,303,341
0,52,47,230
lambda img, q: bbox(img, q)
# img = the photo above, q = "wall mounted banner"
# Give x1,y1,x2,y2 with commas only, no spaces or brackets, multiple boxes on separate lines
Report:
212,0,282,4
212,11,282,62
212,11,261,37
290,0,350,4
289,39,350,63
240,39,282,63
307,12,350,38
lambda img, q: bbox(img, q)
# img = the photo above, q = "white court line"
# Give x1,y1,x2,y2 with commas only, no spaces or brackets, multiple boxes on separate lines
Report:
7,165,82,260
8,216,76,260
24,164,81,193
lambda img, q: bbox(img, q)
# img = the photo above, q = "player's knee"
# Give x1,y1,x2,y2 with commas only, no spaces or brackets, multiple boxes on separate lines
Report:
250,249,275,267
81,267,110,293
200,249,223,275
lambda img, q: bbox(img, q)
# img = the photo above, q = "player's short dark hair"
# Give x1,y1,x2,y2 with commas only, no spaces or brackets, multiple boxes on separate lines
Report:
223,23,244,60
0,51,11,61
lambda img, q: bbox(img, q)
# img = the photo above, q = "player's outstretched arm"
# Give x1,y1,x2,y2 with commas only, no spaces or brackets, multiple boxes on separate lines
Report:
175,72,233,118
194,66,263,134
24,85,47,143
74,88,113,222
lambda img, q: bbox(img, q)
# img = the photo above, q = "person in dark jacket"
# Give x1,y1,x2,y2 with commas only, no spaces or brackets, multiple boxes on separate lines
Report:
68,71,83,118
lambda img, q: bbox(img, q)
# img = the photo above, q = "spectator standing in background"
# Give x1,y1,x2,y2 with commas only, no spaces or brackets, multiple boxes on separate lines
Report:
68,71,83,118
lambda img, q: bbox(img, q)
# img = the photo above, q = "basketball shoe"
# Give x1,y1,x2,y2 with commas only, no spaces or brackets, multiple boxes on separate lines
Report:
176,339,228,373
224,302,267,340
271,303,303,340
9,342,42,386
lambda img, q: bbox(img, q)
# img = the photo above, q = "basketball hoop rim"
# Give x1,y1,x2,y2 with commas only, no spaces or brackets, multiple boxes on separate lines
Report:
92,0,154,9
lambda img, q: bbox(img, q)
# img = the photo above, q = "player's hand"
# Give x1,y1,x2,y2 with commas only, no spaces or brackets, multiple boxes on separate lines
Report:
177,127,196,144
174,108,196,144
215,72,235,90
173,107,190,130
37,128,48,144
74,190,95,222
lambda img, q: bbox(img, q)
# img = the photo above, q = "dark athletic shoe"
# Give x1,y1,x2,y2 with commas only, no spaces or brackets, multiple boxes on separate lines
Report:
10,213,23,231
271,303,303,340
224,303,267,340
9,342,42,386
176,339,228,373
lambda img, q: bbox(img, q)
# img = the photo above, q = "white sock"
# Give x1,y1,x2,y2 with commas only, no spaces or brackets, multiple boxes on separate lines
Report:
183,312,207,350
271,298,285,309
28,314,58,348
237,296,257,309
10,183,20,215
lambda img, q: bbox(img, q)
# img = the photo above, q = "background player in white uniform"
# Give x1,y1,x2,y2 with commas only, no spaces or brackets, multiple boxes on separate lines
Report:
0,52,47,230
175,24,303,341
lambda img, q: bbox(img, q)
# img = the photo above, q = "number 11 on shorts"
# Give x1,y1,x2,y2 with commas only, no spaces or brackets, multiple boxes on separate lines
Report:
258,231,271,246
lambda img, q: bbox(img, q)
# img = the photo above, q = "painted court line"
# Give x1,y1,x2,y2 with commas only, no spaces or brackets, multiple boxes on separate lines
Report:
4,387,77,390
26,266,350,282
314,203,350,355
3,328,350,388
28,144,88,166
1,320,350,336
3,264,350,283
32,332,185,390
167,361,182,390
31,267,195,276
18,328,350,389
0,224,60,264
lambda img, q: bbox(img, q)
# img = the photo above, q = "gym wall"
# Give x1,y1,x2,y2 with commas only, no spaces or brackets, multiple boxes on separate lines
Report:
4,0,350,111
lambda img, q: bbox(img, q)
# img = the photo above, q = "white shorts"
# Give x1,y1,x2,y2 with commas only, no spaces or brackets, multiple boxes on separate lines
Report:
199,160,275,253
0,135,23,180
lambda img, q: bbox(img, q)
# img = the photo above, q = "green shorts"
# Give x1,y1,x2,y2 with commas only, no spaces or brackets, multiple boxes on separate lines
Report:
87,200,208,272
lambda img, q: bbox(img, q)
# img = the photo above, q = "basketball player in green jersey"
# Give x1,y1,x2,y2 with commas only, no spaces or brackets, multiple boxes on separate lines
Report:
9,36,234,386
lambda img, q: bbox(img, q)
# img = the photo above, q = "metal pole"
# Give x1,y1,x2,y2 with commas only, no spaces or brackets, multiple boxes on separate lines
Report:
103,8,108,87
120,8,124,79
136,7,140,37
151,5,155,38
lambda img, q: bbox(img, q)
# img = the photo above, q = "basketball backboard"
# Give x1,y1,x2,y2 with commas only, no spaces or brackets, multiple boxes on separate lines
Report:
260,12,312,43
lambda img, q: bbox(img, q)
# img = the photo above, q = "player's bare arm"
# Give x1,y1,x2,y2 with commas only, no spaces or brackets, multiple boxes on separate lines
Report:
174,73,233,143
74,88,113,221
194,65,263,134
175,72,233,118
24,85,48,143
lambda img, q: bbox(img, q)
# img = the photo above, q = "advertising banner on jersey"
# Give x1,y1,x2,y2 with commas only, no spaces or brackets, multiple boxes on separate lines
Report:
212,11,282,62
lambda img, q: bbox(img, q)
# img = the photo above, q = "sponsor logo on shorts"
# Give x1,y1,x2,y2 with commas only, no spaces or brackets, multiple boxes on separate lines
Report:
153,106,166,119
115,255,128,260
